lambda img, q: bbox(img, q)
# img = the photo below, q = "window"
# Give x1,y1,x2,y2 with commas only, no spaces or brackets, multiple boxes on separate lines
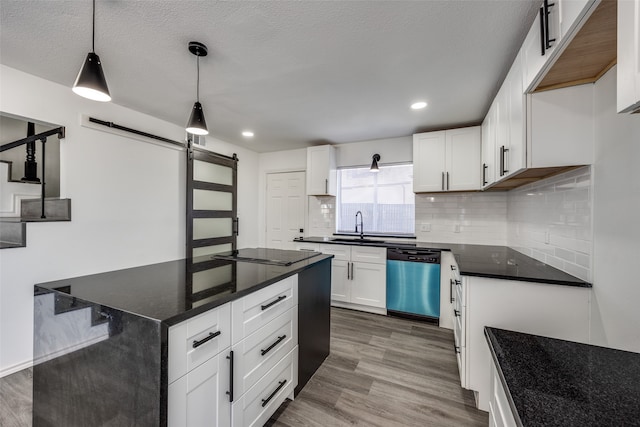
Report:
336,164,415,235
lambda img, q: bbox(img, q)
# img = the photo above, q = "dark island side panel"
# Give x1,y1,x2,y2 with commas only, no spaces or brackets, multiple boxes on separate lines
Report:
33,287,164,427
295,257,331,396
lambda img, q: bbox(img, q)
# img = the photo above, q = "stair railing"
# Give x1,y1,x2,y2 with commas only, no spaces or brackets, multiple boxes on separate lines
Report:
0,126,65,219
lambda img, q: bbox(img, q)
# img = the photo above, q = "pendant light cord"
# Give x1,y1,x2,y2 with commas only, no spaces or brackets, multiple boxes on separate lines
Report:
92,0,96,53
196,55,200,102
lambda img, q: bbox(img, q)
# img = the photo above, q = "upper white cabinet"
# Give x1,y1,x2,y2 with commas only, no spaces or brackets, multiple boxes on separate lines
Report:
523,0,561,91
528,83,594,167
481,101,496,189
617,0,640,113
306,145,336,196
413,127,481,193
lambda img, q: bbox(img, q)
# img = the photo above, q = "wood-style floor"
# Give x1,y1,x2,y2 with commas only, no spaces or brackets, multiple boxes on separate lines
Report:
268,308,487,426
0,308,487,427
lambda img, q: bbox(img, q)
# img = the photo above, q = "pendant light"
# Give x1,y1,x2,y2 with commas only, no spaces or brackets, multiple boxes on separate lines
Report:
185,41,209,136
72,0,111,102
370,154,381,172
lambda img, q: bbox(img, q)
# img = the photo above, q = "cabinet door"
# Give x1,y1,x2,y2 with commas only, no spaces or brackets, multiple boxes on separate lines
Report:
413,131,447,192
617,0,640,113
506,53,526,176
481,103,497,189
522,0,560,92
168,351,231,427
330,260,350,303
306,146,336,196
446,127,481,191
495,85,510,179
351,262,386,308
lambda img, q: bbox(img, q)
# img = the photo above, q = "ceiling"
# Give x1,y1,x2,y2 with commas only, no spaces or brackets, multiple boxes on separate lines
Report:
0,1,540,153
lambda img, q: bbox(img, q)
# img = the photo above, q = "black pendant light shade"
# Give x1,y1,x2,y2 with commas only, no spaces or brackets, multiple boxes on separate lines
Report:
185,41,209,136
186,101,208,135
73,52,111,102
370,154,381,172
72,0,111,102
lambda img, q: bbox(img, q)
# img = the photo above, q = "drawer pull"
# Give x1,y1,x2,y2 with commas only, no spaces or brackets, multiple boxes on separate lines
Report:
261,295,287,311
454,344,460,354
449,279,455,303
261,379,287,408
450,265,457,271
454,309,461,317
226,351,234,402
455,279,461,286
192,330,221,349
261,335,287,357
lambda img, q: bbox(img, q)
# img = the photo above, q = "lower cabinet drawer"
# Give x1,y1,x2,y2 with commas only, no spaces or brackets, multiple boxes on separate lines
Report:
168,303,232,383
232,306,298,397
232,346,298,427
232,275,297,344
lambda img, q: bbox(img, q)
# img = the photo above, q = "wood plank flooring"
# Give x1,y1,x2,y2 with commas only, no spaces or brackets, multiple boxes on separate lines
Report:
0,308,487,427
268,308,488,427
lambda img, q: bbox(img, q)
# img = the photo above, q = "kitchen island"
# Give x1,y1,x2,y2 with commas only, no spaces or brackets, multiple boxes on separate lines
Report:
485,327,640,426
32,249,332,426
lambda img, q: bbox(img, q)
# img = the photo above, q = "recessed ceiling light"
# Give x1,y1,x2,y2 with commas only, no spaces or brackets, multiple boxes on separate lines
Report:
411,101,428,110
242,131,254,137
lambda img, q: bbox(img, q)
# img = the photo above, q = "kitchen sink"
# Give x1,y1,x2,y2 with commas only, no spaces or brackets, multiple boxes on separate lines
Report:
330,238,386,244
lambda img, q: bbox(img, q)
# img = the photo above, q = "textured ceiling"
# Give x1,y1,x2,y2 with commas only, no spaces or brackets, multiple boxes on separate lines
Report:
0,1,539,152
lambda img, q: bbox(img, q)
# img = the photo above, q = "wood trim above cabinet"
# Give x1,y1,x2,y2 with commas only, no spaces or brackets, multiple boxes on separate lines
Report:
534,0,617,92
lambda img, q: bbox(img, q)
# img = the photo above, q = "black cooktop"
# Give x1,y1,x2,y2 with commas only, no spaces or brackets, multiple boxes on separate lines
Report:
212,248,322,266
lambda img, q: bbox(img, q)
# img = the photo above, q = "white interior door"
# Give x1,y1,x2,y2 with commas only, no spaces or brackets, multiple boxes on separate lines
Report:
266,172,306,250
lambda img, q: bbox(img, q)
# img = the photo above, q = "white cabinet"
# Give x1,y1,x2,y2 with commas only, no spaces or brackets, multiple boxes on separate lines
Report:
494,53,526,181
522,0,561,92
168,275,299,427
488,360,518,427
617,0,640,113
456,275,590,411
306,145,336,196
559,0,593,38
528,83,594,167
317,243,387,314
168,303,232,426
230,276,299,427
168,352,231,427
481,101,497,188
413,127,481,193
438,250,459,330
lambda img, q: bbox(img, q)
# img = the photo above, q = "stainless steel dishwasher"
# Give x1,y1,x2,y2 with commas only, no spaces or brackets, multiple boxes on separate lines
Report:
386,248,441,323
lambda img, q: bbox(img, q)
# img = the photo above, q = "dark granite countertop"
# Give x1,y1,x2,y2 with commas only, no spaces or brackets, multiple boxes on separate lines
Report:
485,327,640,427
36,249,333,326
295,237,590,287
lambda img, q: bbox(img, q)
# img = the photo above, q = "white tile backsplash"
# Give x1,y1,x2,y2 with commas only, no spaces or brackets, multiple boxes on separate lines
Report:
415,192,508,245
507,166,593,282
307,196,335,238
304,167,593,282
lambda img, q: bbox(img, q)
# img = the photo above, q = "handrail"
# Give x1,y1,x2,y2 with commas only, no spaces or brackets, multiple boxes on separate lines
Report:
0,127,64,219
0,127,65,153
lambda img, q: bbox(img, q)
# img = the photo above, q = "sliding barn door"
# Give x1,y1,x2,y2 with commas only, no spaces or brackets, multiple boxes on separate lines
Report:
186,143,238,258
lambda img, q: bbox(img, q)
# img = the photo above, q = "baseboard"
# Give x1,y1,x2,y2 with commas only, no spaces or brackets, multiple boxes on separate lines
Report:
330,301,387,315
0,359,33,378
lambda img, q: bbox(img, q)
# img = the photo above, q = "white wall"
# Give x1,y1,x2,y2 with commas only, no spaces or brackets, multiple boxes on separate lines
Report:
0,65,259,375
590,67,640,352
335,136,412,167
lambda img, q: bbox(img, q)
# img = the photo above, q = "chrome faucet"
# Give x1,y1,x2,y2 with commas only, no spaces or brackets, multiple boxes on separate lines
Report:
355,211,364,239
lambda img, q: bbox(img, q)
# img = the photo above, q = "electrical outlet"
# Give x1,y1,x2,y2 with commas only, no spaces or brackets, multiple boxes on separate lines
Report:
420,223,431,232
